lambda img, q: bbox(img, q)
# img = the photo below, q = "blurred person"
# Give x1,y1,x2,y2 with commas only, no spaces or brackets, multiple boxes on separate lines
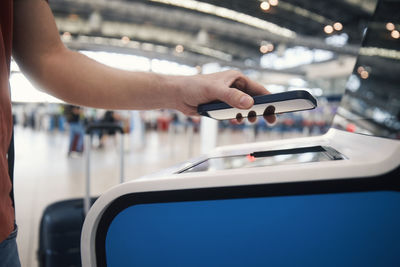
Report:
57,104,66,132
157,110,171,132
170,112,181,133
98,110,121,148
0,0,276,266
65,105,85,155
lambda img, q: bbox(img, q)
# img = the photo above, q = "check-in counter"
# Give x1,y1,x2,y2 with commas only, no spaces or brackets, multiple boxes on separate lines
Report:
81,128,400,266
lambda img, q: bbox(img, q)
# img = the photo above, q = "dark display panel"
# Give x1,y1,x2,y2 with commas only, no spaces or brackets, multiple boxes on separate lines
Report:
180,146,343,173
334,0,400,139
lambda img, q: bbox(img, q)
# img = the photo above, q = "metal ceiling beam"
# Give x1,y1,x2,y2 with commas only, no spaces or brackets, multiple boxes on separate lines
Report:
62,36,306,76
50,0,360,55
54,18,261,61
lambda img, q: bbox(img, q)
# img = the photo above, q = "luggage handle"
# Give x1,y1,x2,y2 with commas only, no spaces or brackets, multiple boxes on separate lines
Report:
84,122,125,215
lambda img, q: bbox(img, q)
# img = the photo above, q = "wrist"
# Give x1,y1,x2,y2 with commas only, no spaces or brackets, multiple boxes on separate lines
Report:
160,74,187,111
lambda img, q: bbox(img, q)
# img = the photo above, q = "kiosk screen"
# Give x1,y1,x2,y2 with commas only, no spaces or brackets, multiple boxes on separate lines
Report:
333,0,400,139
180,146,343,173
105,191,400,267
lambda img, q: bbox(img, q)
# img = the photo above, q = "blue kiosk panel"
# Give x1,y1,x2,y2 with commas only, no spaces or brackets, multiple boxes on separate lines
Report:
105,191,400,267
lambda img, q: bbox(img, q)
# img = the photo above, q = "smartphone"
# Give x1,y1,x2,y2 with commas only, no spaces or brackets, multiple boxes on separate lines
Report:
197,90,317,120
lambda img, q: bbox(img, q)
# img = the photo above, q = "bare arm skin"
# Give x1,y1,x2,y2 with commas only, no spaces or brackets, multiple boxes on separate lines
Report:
12,0,275,123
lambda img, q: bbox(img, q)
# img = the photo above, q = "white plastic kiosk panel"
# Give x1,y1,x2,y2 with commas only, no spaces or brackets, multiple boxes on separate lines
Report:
88,130,400,267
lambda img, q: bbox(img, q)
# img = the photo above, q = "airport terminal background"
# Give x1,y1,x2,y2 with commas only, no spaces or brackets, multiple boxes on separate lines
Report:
7,0,399,266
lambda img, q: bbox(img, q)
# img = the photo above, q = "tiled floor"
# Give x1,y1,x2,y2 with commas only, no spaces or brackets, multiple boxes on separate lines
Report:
13,125,302,266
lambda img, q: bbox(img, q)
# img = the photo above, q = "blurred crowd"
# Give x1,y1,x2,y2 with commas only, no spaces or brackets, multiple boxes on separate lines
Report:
11,96,340,155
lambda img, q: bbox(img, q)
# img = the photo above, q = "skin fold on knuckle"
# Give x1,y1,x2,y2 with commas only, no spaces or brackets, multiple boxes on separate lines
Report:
223,70,240,86
233,77,247,91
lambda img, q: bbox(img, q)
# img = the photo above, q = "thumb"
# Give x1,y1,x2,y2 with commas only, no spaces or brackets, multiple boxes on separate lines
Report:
220,88,254,109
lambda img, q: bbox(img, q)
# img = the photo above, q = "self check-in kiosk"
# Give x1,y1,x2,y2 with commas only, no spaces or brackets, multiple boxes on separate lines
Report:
81,1,400,266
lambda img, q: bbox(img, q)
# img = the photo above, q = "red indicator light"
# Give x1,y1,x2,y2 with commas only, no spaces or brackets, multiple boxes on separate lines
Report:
246,154,256,162
346,123,356,133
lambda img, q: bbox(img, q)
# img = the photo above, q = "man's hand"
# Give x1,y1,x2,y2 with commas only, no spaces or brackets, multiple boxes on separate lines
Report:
176,70,276,124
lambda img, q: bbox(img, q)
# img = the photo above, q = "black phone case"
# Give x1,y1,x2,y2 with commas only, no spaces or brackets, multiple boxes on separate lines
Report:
197,90,317,119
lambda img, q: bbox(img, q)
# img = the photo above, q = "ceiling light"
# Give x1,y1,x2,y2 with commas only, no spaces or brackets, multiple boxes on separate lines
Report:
386,22,395,31
121,36,130,44
360,70,369,79
68,14,79,21
260,2,270,11
175,44,184,53
62,32,72,41
324,25,334,34
269,0,279,7
333,22,343,31
391,30,400,39
260,45,269,54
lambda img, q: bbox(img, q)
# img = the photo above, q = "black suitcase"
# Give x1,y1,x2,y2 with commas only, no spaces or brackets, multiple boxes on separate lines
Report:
37,198,96,267
37,123,125,267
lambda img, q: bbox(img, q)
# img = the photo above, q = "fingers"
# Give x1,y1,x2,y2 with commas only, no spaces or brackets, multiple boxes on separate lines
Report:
236,113,244,124
234,106,276,125
247,110,257,123
264,114,276,124
225,71,276,125
206,70,271,110
194,70,277,125
263,105,277,124
228,71,270,97
217,87,254,110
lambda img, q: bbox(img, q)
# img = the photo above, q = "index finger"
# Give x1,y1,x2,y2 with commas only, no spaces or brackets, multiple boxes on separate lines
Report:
232,75,270,97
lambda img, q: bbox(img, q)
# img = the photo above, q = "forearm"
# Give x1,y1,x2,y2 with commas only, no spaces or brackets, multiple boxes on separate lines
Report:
30,48,181,110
